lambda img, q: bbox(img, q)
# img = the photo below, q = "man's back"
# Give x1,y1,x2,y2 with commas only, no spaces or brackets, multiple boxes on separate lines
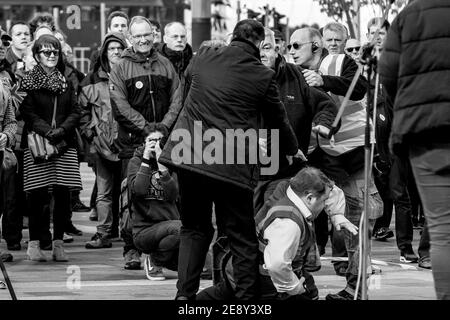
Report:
184,39,274,129
379,0,450,151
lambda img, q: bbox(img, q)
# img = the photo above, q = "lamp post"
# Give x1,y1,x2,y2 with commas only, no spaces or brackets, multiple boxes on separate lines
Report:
192,0,211,51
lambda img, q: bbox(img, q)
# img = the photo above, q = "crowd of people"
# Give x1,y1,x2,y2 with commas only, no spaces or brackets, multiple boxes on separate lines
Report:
0,0,449,300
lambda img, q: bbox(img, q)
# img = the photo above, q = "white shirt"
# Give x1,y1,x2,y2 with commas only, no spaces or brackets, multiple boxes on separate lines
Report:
263,187,312,296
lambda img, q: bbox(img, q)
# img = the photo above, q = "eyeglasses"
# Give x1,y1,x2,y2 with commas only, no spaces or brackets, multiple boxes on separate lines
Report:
345,46,360,53
108,47,124,52
131,33,154,40
39,50,59,57
287,41,313,51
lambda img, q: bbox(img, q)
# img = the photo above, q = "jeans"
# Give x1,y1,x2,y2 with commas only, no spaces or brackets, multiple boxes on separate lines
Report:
340,168,382,290
134,220,181,271
409,142,450,300
95,155,121,236
120,157,138,254
176,169,260,300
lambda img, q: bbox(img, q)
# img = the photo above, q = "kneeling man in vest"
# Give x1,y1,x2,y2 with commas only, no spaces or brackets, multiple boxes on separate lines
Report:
197,167,358,300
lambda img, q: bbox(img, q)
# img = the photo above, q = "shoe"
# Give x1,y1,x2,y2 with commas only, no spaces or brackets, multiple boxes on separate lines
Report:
175,295,190,300
326,289,360,301
89,208,98,221
63,233,74,243
143,254,166,280
52,240,69,262
65,224,83,236
85,233,112,249
7,243,21,251
418,257,432,269
400,249,419,263
72,200,90,212
373,227,394,241
27,240,47,262
0,252,13,262
124,249,141,270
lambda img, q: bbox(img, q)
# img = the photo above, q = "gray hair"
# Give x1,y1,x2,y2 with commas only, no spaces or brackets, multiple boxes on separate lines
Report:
323,22,348,40
128,16,152,33
164,21,186,35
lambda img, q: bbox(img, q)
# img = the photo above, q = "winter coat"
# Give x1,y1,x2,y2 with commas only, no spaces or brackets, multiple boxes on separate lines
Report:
378,0,450,155
19,82,82,149
156,42,193,80
79,32,127,162
260,55,338,180
109,47,182,159
158,38,298,191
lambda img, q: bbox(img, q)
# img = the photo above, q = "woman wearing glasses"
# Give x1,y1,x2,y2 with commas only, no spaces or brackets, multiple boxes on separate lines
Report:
19,34,82,262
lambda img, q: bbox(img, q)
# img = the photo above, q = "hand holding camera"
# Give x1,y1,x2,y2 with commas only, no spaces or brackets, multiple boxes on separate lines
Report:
46,127,65,144
143,135,167,172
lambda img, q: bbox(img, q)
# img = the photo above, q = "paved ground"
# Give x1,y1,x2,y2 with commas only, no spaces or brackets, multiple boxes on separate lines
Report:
0,163,436,300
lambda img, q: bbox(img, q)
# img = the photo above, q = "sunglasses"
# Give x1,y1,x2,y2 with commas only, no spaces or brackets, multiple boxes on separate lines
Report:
1,40,10,47
345,46,360,53
287,41,313,51
39,50,59,57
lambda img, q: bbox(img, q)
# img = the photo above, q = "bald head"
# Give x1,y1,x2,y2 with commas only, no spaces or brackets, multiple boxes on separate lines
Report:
164,22,187,51
289,28,323,68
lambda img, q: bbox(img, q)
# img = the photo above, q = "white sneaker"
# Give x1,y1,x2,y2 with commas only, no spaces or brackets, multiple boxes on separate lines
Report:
143,254,165,281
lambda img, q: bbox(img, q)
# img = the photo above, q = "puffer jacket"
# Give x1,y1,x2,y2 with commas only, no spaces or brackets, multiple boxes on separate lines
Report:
378,0,450,155
79,32,127,162
109,47,182,159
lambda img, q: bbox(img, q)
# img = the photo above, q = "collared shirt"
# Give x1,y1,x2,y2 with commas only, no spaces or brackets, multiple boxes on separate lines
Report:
263,187,312,296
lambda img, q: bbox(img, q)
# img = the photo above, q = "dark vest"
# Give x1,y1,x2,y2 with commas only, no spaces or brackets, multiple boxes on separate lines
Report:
254,196,319,276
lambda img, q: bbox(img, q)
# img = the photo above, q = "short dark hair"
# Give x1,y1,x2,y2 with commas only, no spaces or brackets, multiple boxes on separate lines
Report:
290,167,332,198
232,19,265,44
29,13,55,35
149,20,161,31
146,123,169,148
107,11,130,29
9,21,30,35
32,34,65,73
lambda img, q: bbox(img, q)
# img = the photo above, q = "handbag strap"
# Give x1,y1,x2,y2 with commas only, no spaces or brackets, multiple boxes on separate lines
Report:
51,97,57,129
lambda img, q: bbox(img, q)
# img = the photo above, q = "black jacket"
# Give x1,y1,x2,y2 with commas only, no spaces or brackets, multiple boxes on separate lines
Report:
127,146,180,235
159,39,298,191
156,42,193,80
378,0,450,155
260,55,338,180
109,47,182,159
20,82,82,149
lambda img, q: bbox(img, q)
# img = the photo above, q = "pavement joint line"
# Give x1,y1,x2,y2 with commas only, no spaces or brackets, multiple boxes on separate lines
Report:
320,256,422,271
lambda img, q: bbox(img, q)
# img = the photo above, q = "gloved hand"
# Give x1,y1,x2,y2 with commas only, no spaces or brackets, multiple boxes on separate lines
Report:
46,127,65,144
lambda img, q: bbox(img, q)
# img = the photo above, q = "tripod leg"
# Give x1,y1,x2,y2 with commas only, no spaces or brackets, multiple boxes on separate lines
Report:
0,258,17,300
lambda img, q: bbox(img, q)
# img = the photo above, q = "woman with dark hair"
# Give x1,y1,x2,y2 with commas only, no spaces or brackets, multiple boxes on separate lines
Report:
20,34,82,261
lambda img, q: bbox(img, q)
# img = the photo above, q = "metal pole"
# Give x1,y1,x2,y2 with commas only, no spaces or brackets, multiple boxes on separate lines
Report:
237,0,241,21
192,0,211,51
353,0,360,40
53,7,60,30
0,257,17,300
100,2,106,41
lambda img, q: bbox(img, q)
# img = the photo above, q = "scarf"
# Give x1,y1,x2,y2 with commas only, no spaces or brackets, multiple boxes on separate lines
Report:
21,64,67,95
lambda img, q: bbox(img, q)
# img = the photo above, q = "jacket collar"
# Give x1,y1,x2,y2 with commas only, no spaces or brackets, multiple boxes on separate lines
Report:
230,38,261,60
286,186,313,221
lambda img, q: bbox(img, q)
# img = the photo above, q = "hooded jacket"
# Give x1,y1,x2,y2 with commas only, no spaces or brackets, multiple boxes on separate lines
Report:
127,145,180,235
109,46,182,159
79,32,127,161
158,39,298,191
156,42,193,79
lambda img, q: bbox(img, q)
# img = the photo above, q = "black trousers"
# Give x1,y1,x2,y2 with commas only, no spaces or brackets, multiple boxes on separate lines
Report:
176,169,259,300
28,186,71,241
120,158,138,254
390,156,414,251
